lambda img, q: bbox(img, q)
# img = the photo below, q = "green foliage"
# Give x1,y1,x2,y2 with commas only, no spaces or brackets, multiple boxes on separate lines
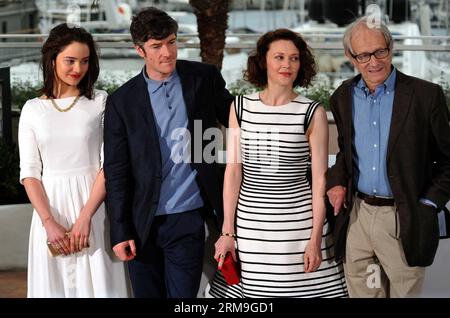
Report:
12,79,123,110
227,75,333,110
227,79,260,96
296,81,333,110
11,75,448,112
12,81,40,110
0,137,22,204
95,78,123,95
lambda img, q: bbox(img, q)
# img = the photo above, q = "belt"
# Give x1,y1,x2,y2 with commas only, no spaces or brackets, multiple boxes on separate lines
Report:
356,192,395,206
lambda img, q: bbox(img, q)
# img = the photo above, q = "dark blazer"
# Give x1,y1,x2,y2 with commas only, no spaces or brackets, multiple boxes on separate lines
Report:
327,70,450,267
103,60,233,249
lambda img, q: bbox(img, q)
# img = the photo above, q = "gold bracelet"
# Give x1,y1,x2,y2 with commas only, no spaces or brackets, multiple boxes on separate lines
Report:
221,232,237,238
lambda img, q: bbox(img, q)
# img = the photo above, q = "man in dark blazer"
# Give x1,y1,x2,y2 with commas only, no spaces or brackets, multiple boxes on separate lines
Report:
327,16,450,297
103,7,233,298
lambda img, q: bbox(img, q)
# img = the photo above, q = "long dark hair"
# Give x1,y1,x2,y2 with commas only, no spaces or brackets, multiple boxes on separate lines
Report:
245,29,316,88
39,23,99,99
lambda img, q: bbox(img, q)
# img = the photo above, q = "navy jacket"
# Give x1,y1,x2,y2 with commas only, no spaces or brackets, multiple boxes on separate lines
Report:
104,60,233,249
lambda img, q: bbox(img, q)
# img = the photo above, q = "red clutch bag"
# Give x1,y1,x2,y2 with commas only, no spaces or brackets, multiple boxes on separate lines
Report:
220,253,241,285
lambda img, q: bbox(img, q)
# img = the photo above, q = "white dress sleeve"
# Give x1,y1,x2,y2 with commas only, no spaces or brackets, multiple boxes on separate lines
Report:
18,101,43,184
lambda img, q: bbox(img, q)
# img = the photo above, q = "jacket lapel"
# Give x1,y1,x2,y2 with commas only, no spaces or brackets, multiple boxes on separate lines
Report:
341,77,355,173
134,74,161,151
177,62,196,132
386,71,413,161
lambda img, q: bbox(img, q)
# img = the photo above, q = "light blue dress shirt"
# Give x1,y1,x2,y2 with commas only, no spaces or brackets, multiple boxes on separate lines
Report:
352,68,396,197
143,69,204,215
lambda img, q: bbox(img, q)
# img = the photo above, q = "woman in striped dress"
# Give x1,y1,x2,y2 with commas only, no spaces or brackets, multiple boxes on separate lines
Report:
206,29,347,298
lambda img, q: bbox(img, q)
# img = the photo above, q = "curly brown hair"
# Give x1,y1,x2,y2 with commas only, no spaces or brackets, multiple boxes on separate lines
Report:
244,29,316,88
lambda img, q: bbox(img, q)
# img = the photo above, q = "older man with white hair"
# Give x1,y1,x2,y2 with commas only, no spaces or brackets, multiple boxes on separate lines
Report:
326,15,450,297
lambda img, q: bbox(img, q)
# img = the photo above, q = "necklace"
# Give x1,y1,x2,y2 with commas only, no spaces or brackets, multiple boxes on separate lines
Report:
50,95,80,112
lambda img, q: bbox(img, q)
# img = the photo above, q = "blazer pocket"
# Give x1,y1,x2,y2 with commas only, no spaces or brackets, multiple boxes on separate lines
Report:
415,203,440,265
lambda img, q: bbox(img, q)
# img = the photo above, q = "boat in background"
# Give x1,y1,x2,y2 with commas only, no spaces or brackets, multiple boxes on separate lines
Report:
35,0,133,34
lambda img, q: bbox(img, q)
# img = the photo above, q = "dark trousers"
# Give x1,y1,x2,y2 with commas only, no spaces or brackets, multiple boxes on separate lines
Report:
128,209,205,298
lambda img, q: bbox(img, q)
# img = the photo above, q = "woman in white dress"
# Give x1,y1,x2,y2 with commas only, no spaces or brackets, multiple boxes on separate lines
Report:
19,23,130,297
207,29,347,297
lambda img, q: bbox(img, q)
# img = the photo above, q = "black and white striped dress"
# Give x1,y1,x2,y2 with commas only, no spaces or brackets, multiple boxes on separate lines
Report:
206,92,347,298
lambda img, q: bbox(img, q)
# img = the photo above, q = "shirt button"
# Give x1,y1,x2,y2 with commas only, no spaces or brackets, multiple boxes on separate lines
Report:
374,144,377,148
372,166,376,171
387,91,390,94
373,100,376,103
373,121,377,126
373,189,377,194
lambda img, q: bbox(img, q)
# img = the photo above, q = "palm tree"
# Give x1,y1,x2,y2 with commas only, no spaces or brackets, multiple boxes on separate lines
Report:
189,0,231,70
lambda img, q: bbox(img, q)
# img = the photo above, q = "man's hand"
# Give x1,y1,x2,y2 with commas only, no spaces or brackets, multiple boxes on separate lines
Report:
113,240,137,261
327,186,347,215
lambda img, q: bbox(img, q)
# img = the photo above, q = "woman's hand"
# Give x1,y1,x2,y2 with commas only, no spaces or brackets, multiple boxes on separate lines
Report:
44,218,71,256
69,212,91,253
304,240,322,273
214,235,237,269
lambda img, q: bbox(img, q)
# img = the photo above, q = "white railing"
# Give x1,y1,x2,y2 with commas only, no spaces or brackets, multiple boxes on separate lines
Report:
0,33,449,51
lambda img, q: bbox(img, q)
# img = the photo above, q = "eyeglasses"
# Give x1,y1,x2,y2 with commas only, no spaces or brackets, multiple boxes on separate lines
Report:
350,48,390,63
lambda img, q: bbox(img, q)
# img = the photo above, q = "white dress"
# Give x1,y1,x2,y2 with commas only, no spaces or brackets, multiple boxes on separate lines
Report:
19,90,130,298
